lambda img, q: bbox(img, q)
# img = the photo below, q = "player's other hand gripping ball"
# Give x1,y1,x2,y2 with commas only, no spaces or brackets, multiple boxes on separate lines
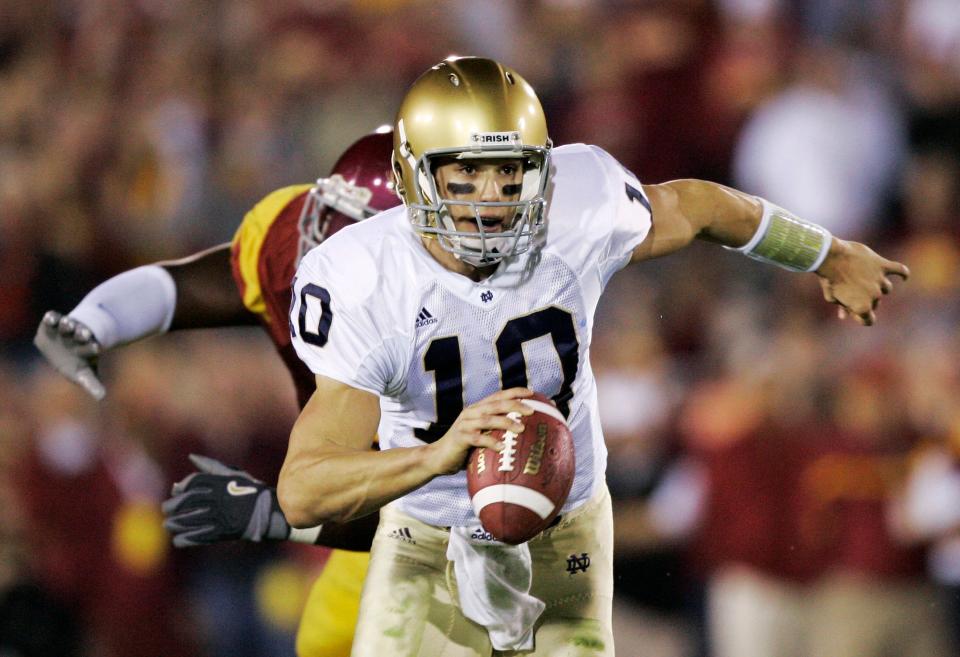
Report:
467,393,575,545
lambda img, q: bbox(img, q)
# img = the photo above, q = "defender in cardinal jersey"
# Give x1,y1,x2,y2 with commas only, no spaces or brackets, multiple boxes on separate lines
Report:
280,57,907,657
36,130,399,657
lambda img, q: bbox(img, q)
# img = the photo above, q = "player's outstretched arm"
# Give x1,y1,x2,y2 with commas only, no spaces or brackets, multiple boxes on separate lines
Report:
159,243,260,329
633,180,909,326
34,244,258,399
162,454,379,550
277,376,532,527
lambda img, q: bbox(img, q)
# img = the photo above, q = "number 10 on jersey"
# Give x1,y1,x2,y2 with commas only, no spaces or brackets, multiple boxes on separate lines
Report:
414,306,580,443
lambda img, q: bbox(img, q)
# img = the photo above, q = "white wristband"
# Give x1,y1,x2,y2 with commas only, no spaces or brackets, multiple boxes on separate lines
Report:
68,265,177,349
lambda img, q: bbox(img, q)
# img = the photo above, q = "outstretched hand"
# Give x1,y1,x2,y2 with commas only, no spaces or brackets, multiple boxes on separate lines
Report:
816,239,909,326
33,311,106,400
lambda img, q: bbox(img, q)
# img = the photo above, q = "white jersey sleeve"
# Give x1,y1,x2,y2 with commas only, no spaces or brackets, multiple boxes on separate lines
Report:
538,144,652,290
289,231,404,396
586,145,653,283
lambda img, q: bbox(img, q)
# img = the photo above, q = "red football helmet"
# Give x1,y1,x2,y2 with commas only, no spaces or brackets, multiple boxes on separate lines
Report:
297,128,399,261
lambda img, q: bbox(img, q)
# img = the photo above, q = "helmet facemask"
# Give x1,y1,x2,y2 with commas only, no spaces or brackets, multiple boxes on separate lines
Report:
296,174,382,263
403,134,552,267
296,128,399,263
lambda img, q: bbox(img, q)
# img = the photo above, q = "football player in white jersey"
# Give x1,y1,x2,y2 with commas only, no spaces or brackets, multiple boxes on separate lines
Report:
280,57,908,657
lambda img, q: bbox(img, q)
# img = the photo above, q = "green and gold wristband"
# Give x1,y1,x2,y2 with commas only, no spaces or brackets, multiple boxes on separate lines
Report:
729,199,832,272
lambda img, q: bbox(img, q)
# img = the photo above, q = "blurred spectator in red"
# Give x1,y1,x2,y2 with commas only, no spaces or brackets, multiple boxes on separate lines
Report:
14,368,199,657
801,362,952,657
677,330,955,657
0,363,83,657
682,374,820,657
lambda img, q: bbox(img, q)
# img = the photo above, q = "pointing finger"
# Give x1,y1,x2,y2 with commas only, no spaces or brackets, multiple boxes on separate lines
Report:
857,310,876,327
883,261,910,280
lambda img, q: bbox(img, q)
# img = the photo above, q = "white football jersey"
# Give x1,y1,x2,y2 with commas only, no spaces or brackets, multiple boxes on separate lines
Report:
291,143,652,527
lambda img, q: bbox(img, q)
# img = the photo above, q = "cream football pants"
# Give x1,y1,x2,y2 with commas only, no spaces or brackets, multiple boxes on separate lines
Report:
351,486,614,657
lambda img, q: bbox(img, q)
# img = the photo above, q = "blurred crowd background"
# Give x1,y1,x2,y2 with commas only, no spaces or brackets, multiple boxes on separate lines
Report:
2,0,959,656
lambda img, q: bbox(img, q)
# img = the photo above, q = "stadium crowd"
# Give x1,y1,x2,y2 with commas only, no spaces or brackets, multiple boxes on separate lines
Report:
1,1,959,656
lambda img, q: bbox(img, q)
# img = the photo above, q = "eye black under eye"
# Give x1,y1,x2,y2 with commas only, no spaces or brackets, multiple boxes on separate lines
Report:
447,182,475,194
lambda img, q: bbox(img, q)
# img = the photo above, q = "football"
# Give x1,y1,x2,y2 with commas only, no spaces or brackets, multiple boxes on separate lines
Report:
466,392,575,545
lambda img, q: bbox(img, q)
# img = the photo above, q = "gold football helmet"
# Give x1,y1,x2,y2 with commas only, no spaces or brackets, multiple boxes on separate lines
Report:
393,56,552,266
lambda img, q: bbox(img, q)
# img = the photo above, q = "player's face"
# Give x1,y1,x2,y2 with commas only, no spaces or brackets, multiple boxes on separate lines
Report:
432,158,523,233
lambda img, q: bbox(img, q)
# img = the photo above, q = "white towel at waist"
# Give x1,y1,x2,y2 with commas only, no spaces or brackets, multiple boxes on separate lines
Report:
446,525,546,651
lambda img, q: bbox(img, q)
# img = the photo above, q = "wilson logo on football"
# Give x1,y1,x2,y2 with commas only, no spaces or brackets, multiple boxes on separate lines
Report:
523,425,548,475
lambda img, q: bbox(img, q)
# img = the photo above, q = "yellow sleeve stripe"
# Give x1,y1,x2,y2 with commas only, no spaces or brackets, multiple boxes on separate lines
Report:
232,184,312,316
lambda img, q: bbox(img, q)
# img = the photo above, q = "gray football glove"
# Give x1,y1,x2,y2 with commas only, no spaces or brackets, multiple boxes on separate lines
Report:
162,454,291,547
33,310,106,400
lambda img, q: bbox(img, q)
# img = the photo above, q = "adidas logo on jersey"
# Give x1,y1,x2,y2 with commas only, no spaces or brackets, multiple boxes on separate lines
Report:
387,527,416,544
415,307,438,328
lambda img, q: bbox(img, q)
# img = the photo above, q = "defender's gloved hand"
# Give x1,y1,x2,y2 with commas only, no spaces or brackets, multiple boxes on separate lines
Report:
162,454,290,547
33,311,106,400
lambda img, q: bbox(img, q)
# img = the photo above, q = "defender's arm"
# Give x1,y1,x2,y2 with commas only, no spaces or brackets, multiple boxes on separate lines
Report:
161,244,259,329
34,243,258,399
